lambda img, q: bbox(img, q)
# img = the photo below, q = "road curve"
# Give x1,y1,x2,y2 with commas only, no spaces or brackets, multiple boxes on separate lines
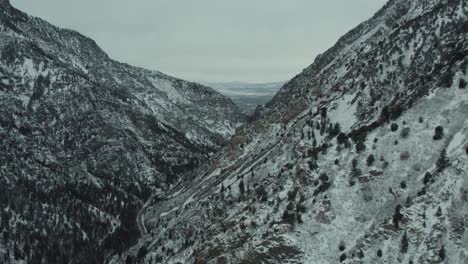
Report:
137,201,149,236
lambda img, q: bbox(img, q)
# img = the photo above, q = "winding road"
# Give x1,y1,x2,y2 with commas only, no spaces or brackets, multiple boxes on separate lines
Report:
137,199,150,236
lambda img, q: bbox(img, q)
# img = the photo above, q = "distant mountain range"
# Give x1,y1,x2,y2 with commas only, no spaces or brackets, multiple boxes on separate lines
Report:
203,81,286,115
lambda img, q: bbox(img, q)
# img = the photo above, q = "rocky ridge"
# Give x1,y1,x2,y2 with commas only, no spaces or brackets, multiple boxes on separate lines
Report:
116,0,468,263
0,2,245,263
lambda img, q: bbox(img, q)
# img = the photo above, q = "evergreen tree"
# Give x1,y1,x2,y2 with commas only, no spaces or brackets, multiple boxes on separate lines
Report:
433,126,444,140
423,172,432,185
436,206,442,217
339,253,347,262
401,231,409,253
366,154,375,166
436,148,449,172
459,78,466,89
377,249,383,257
239,179,245,195
337,133,348,145
393,205,403,228
356,142,366,153
439,245,446,260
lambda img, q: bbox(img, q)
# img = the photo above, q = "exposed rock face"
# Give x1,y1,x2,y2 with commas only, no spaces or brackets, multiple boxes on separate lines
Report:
0,4,246,264
117,0,468,263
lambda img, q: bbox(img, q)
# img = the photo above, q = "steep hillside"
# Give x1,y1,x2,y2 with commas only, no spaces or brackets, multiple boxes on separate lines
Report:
0,1,245,263
117,0,468,263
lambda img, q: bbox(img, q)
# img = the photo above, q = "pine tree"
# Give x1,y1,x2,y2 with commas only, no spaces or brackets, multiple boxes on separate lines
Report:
377,249,383,257
337,133,348,145
436,206,442,217
400,231,409,253
433,126,444,140
393,205,403,228
366,154,375,166
239,180,245,195
436,148,449,172
459,78,466,89
356,142,366,153
423,172,432,185
439,245,446,260
339,253,347,262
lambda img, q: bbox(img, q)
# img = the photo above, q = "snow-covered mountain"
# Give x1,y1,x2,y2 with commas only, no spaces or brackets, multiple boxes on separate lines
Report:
0,1,246,263
115,0,468,263
204,81,285,115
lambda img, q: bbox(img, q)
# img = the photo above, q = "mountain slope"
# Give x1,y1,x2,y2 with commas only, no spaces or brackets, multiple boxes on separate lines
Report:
0,1,245,263
118,0,468,263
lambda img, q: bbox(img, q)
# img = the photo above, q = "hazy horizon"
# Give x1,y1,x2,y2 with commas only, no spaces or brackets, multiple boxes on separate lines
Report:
13,0,387,83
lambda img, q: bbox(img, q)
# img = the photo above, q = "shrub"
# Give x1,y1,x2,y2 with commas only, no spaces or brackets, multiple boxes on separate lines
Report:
330,123,341,137
393,205,403,228
366,154,375,166
400,127,410,138
391,123,399,132
356,142,366,153
460,78,466,89
418,116,424,123
319,173,329,182
296,213,303,224
400,181,407,189
423,172,432,184
400,151,410,160
339,254,347,262
282,203,296,224
382,161,389,169
439,246,446,260
338,242,346,251
377,249,383,258
337,133,348,145
433,126,444,140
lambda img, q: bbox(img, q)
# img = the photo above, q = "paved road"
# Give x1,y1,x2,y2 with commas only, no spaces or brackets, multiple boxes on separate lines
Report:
137,201,149,236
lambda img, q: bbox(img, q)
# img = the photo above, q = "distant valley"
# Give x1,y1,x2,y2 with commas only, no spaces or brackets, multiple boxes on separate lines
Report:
204,81,286,115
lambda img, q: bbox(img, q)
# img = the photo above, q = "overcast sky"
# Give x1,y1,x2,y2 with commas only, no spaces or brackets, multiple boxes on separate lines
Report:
13,0,387,83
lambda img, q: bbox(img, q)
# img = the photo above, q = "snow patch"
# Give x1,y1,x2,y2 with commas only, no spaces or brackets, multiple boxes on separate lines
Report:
328,92,358,132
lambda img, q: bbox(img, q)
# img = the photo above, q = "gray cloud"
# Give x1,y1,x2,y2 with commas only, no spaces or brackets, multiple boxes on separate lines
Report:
12,0,387,82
